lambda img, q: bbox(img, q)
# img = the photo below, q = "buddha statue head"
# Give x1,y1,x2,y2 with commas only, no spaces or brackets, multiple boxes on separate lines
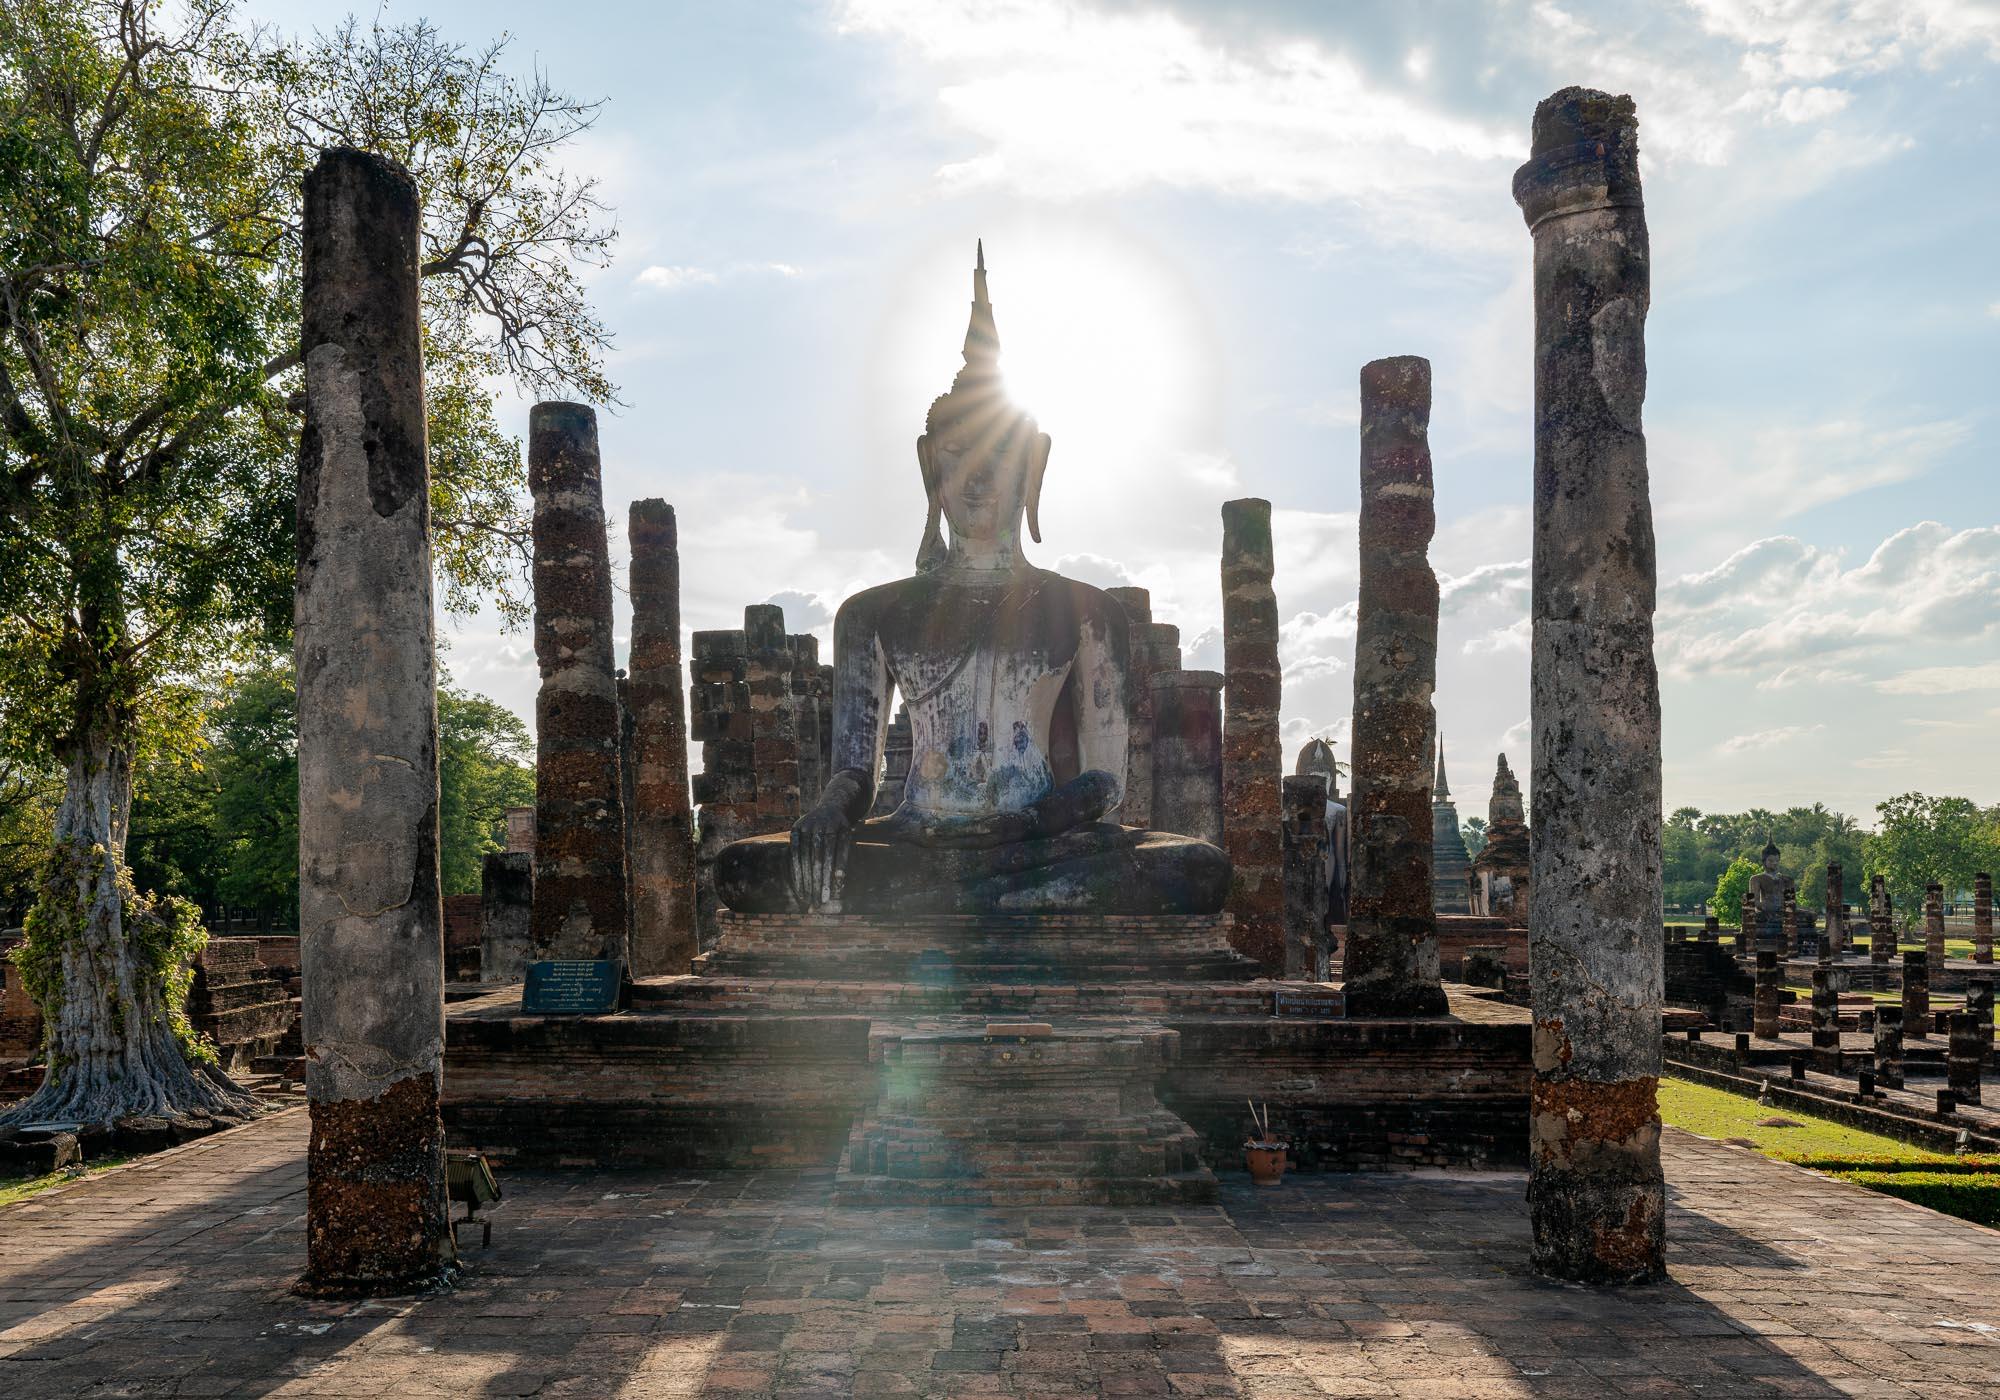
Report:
1295,738,1341,801
915,243,1052,572
1762,841,1781,876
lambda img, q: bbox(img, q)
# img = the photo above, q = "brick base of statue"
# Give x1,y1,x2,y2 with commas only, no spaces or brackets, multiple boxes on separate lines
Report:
441,904,1534,1196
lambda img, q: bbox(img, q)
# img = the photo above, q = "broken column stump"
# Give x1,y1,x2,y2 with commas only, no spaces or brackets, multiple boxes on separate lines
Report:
1870,875,1894,965
1925,883,1947,967
1151,671,1227,846
479,852,532,984
528,402,632,966
1902,951,1930,1037
626,500,699,976
1947,1013,1983,1106
1282,774,1330,981
1220,498,1284,971
1873,1006,1904,1090
294,148,452,1291
1753,951,1781,1040
1345,356,1446,1019
1825,863,1846,961
1515,87,1665,1284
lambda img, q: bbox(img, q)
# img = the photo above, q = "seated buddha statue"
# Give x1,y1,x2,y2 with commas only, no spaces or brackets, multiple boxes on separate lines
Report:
715,247,1230,916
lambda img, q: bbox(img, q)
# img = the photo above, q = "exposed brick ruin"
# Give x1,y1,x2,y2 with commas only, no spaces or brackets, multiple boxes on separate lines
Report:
1753,951,1781,1040
1471,753,1530,925
1346,356,1445,1019
1220,498,1284,970
189,940,299,1075
625,500,699,976
1925,882,1946,967
528,401,630,965
1902,951,1930,1037
1825,862,1847,960
1870,874,1893,965
293,148,451,1290
1516,88,1665,1284
1873,1005,1905,1089
479,852,533,984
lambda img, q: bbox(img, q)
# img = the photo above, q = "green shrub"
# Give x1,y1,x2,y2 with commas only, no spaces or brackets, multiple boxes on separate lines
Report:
1778,1154,2000,1174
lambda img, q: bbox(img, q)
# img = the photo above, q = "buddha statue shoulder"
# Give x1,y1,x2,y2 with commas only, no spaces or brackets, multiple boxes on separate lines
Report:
715,246,1229,916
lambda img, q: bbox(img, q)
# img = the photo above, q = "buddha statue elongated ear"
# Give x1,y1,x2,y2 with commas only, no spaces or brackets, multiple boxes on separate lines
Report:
915,433,947,571
1025,430,1052,545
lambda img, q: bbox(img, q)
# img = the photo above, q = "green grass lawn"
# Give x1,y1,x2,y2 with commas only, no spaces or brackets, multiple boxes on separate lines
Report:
1659,1077,1949,1160
0,1155,130,1210
1661,1076,2000,1229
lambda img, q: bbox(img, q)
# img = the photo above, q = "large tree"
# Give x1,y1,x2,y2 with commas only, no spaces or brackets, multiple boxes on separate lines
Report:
1865,793,2000,923
0,1,611,1126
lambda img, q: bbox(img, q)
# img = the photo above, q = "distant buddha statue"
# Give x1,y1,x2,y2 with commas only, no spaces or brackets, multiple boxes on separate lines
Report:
1294,739,1350,926
715,246,1230,916
1746,842,1792,944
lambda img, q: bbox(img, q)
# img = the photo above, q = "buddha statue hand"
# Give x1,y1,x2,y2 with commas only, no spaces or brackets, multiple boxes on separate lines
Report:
882,769,1121,850
790,769,871,910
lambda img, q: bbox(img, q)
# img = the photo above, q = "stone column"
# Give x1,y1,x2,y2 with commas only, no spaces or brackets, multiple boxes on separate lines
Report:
691,628,752,942
1873,1006,1904,1090
1148,622,1184,674
1220,499,1284,970
1810,967,1839,1068
1901,951,1930,1037
745,605,802,833
789,635,824,808
626,500,699,977
1947,1014,1983,1106
1975,872,1994,964
1150,671,1226,846
1515,88,1664,1284
294,148,451,1289
478,852,533,984
1345,357,1445,1019
1925,882,1947,967
1870,875,1893,965
1782,888,1799,959
1967,977,1994,1051
1825,863,1846,960
1106,587,1157,829
1282,774,1330,981
528,402,631,966
868,705,913,818
1753,950,1781,1041
1700,916,1719,944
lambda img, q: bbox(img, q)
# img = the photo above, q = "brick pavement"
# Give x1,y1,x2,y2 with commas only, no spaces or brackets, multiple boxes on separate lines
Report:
2,1108,1997,1397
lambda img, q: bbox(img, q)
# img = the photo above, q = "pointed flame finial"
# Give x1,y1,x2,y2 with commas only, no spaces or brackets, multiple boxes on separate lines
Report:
1434,728,1451,801
952,239,1000,395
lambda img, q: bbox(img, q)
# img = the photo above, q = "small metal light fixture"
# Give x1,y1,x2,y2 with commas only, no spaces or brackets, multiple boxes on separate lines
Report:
447,1150,503,1248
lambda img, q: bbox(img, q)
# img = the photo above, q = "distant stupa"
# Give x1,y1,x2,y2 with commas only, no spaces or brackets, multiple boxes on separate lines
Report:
1430,731,1473,914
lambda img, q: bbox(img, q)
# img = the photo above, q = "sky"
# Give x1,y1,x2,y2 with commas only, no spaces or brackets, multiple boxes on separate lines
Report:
249,0,2000,824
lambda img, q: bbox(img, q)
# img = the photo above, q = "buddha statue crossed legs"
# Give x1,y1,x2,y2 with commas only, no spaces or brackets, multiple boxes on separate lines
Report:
716,248,1229,916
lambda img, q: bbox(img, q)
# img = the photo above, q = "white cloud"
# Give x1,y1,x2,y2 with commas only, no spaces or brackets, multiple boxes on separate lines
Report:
1773,85,1853,122
1658,523,2000,681
1876,662,2000,696
1719,722,1823,754
636,264,719,291
1654,415,1970,529
1687,0,2000,79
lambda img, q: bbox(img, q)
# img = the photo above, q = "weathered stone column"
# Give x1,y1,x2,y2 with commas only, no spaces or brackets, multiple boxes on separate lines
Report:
1925,882,1947,967
1870,875,1893,965
1824,863,1846,960
1147,622,1184,674
1967,977,1994,1050
789,635,824,807
1346,357,1446,1019
1810,967,1839,1067
1150,671,1227,846
745,605,803,833
1282,774,1330,981
626,499,699,976
1975,872,1994,964
1782,888,1799,959
1753,951,1781,1040
294,148,451,1290
528,402,631,966
691,627,752,941
1701,915,1719,944
1902,951,1930,1037
1221,499,1284,969
1515,88,1664,1283
1947,1013,1983,1105
1106,587,1157,829
1872,1006,1904,1090
478,851,533,984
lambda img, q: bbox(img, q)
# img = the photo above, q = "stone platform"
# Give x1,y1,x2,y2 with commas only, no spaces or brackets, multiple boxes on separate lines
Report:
442,910,1533,1189
11,1109,2000,1398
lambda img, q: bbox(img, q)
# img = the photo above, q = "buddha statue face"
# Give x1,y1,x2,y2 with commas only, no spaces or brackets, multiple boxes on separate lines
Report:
919,405,1049,551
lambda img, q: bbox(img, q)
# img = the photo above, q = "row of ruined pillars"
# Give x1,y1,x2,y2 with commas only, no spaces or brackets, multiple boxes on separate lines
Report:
293,82,1665,1294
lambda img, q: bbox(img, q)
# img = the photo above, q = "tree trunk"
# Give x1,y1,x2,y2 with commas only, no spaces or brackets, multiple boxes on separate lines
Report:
0,725,260,1129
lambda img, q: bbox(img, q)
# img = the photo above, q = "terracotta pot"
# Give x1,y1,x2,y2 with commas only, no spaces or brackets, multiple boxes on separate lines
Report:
1244,1140,1288,1185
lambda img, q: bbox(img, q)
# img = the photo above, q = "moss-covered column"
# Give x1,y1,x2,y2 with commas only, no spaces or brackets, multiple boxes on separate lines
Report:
1345,356,1446,1018
1514,88,1665,1284
626,500,698,976
1220,499,1283,970
294,148,452,1292
528,403,631,965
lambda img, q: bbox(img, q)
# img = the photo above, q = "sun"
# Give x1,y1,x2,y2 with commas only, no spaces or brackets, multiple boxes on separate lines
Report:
878,220,1218,525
